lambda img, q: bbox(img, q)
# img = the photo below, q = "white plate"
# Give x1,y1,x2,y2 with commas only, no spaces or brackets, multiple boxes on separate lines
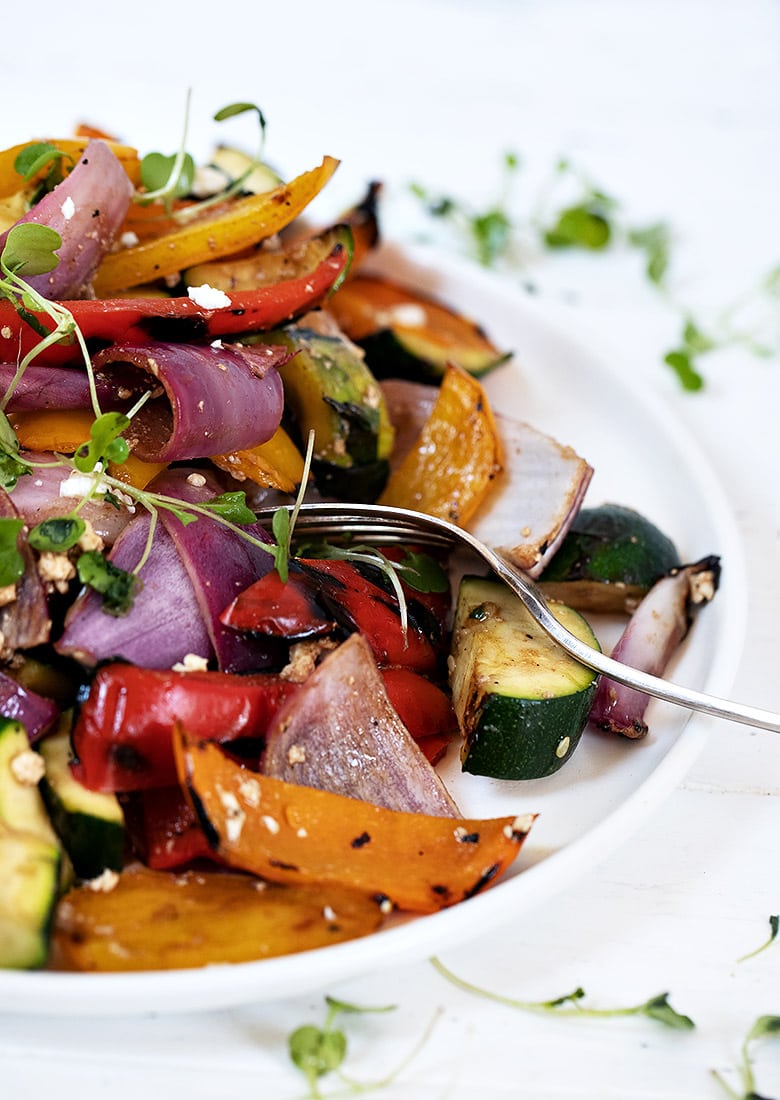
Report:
1,243,746,1016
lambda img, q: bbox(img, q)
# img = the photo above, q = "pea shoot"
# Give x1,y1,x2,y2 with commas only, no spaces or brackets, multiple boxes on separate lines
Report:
430,956,695,1030
288,995,440,1099
712,1015,780,1099
738,915,779,963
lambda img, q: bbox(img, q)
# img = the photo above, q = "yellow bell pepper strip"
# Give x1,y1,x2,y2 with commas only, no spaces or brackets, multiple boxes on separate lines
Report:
92,155,340,295
10,408,95,454
378,362,504,526
0,232,350,367
0,138,141,198
211,425,305,494
52,864,384,971
173,724,535,915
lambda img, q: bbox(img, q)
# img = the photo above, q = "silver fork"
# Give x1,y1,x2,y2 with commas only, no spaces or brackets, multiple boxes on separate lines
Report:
254,501,780,734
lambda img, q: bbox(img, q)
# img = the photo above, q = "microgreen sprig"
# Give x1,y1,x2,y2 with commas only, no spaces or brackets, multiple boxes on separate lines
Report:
288,994,440,1099
430,956,695,1030
712,1015,780,1099
738,915,779,964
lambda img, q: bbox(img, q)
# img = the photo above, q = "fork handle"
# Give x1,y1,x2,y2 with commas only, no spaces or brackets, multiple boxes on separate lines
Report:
490,552,780,734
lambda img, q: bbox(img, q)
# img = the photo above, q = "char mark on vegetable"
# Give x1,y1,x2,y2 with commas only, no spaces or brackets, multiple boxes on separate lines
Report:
464,863,501,899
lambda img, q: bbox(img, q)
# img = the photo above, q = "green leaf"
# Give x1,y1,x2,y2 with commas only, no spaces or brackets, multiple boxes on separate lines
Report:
396,550,449,594
0,451,28,492
200,491,256,526
628,222,672,285
77,550,140,616
0,517,25,588
544,203,612,250
664,349,704,392
73,412,131,473
747,1015,780,1043
472,208,512,267
682,317,718,355
271,507,291,583
288,1023,347,1079
214,101,267,131
28,516,85,553
641,993,695,1031
139,151,196,199
2,224,62,278
13,142,69,184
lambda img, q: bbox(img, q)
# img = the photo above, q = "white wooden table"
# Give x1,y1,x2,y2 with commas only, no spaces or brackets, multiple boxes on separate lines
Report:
2,1,779,1096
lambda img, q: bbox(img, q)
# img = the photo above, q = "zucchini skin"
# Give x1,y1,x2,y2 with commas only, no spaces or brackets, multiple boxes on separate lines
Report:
451,577,600,780
39,728,125,881
0,718,61,969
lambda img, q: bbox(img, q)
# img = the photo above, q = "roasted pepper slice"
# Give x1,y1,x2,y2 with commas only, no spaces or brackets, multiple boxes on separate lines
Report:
378,362,503,525
0,138,141,199
0,234,350,367
72,663,299,792
174,726,535,914
53,864,384,971
92,155,340,294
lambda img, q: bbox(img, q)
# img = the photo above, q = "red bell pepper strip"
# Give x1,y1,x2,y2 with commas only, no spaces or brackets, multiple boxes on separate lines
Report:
222,557,447,674
71,662,299,792
0,237,349,367
122,785,218,870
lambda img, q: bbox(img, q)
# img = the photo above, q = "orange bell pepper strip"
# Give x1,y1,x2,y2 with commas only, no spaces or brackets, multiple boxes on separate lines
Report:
92,155,340,295
378,362,504,526
10,408,95,454
0,138,141,198
173,725,535,914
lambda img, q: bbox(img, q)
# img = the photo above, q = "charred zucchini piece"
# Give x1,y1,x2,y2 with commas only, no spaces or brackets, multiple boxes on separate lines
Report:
39,725,125,881
254,323,394,501
328,273,510,382
539,503,680,614
208,145,283,195
450,577,600,780
0,719,61,969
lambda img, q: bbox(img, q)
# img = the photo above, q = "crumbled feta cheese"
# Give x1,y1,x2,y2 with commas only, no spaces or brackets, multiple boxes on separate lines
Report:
238,777,261,808
171,653,209,672
1,326,12,339
186,472,207,488
261,814,280,835
287,744,306,766
37,551,76,592
210,338,224,349
77,519,104,554
187,283,232,310
322,905,337,922
86,869,120,893
120,230,139,248
217,785,246,842
10,749,45,786
60,196,76,221
190,164,230,198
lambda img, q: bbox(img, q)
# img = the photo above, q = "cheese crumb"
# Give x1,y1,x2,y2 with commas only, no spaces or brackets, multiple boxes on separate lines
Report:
171,653,209,672
186,472,207,488
10,749,45,786
61,196,76,221
187,283,232,310
287,744,306,766
261,814,280,834
85,868,120,893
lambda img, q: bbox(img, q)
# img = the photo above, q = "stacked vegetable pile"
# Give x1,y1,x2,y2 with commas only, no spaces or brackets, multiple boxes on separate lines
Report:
0,111,719,972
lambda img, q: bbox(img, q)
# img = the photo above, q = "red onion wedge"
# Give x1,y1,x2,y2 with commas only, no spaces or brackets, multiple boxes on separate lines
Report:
92,341,289,462
381,379,593,575
0,140,133,300
0,489,51,654
0,668,59,742
262,632,460,817
56,511,212,669
589,555,722,738
7,454,132,547
151,467,282,673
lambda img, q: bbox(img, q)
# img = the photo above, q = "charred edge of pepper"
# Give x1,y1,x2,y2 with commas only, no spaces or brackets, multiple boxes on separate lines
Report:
183,782,221,852
463,862,501,900
350,831,371,849
142,316,210,342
